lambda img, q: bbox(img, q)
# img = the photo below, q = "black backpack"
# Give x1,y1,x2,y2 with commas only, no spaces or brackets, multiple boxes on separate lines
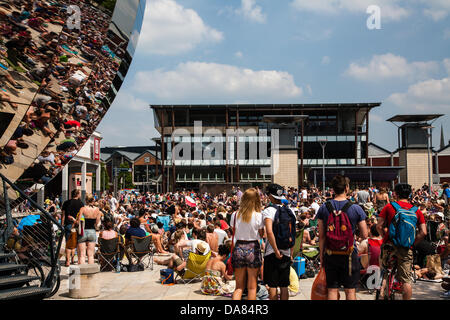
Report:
272,204,296,250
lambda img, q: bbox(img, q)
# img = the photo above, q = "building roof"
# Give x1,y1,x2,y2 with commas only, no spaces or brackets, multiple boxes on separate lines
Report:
150,103,382,110
387,114,444,123
103,150,141,162
134,149,158,160
437,142,450,154
368,142,393,156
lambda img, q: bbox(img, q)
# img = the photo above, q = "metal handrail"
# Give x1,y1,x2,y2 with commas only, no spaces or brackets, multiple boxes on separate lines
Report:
0,172,63,293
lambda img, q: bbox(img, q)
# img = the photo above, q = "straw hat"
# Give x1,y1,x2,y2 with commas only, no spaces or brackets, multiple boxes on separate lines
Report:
196,242,207,254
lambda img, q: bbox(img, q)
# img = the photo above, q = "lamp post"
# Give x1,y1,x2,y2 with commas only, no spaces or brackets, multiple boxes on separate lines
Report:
319,139,328,191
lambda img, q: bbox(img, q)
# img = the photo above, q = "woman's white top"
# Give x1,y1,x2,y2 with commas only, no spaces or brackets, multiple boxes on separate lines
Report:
230,211,264,243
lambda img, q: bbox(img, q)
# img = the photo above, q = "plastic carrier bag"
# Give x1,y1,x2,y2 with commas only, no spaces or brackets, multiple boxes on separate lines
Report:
311,268,328,300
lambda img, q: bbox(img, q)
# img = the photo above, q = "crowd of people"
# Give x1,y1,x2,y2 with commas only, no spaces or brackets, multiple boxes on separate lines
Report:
44,179,449,300
0,1,125,195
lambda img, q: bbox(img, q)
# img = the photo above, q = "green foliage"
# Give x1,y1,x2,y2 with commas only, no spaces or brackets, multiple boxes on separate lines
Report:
118,162,134,189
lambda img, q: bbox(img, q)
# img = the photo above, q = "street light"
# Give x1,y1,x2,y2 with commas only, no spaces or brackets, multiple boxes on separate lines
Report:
420,125,434,193
318,139,328,191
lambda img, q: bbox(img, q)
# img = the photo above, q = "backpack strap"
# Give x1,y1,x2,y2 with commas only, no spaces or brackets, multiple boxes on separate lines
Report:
390,201,401,212
326,200,352,216
340,201,353,213
325,201,335,215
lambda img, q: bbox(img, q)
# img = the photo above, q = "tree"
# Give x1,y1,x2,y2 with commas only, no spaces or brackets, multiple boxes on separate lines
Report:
118,162,134,189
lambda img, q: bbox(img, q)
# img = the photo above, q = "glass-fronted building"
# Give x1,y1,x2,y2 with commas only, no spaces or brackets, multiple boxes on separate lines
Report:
151,103,386,192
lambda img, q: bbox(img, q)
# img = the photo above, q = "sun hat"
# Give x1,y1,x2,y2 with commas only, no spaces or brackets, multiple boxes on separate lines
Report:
196,242,207,254
435,212,444,220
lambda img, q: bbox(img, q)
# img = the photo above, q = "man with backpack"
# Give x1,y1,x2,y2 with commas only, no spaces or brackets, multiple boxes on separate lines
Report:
317,175,368,300
376,183,427,300
263,184,297,300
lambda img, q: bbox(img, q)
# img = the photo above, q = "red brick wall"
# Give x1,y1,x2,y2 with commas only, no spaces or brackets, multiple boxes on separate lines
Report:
438,155,450,174
371,157,391,166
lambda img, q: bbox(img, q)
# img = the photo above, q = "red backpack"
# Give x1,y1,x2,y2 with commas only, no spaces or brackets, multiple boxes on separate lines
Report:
324,201,355,275
324,201,354,254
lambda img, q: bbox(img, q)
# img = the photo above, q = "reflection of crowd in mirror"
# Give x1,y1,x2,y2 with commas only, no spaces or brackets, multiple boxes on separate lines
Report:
0,1,123,189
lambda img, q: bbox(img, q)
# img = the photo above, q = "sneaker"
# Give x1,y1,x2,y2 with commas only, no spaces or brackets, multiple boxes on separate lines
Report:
440,291,450,299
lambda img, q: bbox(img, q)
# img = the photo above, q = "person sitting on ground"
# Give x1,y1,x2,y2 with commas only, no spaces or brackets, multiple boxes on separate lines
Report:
201,244,234,295
175,228,211,260
204,244,232,281
214,221,229,245
154,241,210,276
206,224,219,254
149,223,169,255
358,224,383,269
413,266,444,281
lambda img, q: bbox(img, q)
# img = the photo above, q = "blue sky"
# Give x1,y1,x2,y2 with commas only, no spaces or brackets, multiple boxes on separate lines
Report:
97,0,450,151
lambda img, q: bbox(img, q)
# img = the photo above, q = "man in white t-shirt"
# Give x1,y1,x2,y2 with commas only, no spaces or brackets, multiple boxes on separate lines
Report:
310,200,320,218
263,184,296,301
108,194,119,213
301,187,308,201
214,221,228,245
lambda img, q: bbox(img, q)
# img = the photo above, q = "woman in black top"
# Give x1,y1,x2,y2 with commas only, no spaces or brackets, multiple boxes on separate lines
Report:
77,195,101,264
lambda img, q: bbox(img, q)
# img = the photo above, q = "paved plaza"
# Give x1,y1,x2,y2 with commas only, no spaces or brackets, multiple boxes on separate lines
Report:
48,259,446,301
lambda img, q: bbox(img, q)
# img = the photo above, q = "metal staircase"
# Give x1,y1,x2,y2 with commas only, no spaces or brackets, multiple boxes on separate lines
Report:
0,173,63,300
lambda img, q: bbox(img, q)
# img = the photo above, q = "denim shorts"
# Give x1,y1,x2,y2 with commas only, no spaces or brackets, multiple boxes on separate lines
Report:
78,229,97,243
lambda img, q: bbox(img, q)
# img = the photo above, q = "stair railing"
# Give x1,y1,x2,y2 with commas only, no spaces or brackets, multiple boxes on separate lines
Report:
0,173,63,291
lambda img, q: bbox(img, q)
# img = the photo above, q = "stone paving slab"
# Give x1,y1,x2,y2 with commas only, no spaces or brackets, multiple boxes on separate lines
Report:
48,261,447,301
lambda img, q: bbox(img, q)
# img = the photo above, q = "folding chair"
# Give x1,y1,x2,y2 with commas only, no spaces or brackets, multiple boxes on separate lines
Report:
292,228,305,258
130,235,154,270
175,251,211,285
98,237,120,272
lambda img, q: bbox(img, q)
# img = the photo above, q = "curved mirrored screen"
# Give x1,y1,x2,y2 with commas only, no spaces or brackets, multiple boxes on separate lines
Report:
0,0,145,203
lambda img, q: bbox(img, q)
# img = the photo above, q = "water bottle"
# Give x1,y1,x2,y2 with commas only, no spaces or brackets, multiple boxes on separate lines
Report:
115,257,121,273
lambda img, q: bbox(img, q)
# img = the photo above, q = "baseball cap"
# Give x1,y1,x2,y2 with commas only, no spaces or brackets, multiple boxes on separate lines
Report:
267,183,285,200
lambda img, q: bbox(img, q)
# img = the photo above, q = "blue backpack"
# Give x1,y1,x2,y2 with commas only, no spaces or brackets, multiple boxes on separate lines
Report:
271,204,296,250
388,202,418,248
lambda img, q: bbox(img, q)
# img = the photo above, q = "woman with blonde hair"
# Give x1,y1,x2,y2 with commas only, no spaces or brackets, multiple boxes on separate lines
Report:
230,188,265,300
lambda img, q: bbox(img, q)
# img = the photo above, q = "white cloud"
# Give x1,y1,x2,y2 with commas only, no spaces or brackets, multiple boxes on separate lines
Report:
344,53,440,82
290,0,411,21
322,56,331,65
235,51,244,58
370,113,384,123
132,62,303,102
387,77,450,112
111,90,148,111
420,0,450,21
444,59,450,75
306,84,313,95
137,0,223,55
236,0,267,23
